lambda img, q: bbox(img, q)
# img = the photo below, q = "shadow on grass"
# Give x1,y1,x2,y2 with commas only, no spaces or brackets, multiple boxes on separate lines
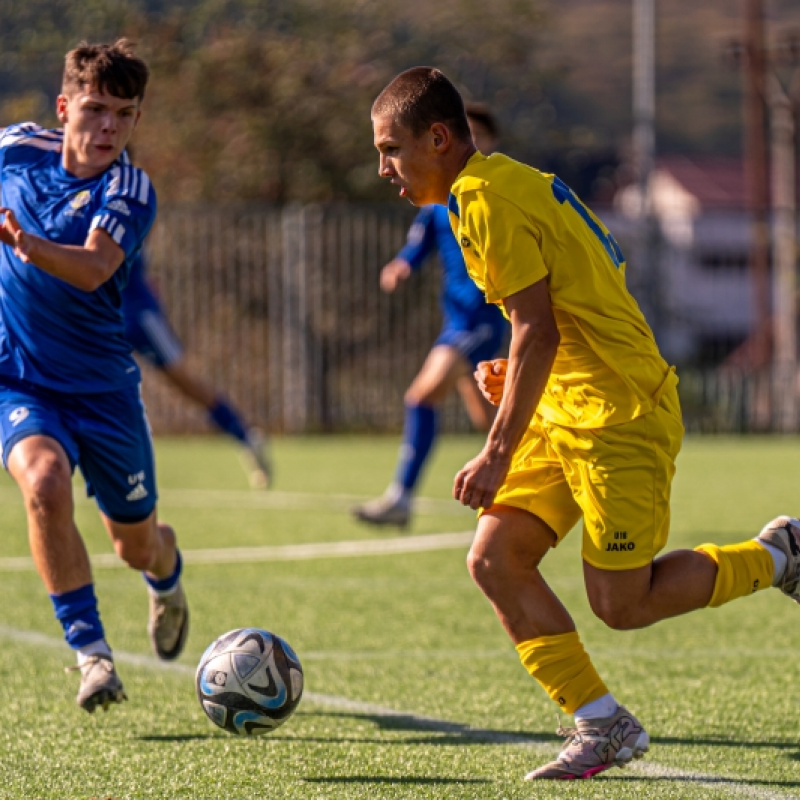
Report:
303,777,489,786
138,733,222,742
301,709,561,746
302,710,800,755
604,772,800,790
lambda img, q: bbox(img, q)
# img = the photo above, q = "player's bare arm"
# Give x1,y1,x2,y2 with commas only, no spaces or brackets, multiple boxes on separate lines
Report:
0,208,124,291
454,279,559,510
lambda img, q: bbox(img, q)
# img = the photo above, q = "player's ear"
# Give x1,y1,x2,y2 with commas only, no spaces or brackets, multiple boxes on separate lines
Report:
56,95,69,124
430,122,452,153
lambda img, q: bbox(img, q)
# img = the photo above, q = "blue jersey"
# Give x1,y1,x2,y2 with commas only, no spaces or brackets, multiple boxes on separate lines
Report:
122,251,159,316
0,123,156,393
397,204,505,329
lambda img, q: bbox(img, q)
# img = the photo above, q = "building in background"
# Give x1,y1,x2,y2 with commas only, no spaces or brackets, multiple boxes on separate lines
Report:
611,156,763,367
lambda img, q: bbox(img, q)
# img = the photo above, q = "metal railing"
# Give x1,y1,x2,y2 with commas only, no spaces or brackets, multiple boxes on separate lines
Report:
141,203,796,435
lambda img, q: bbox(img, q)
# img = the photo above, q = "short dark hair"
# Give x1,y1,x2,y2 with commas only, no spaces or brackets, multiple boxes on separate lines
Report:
465,102,499,139
62,39,149,101
372,67,472,142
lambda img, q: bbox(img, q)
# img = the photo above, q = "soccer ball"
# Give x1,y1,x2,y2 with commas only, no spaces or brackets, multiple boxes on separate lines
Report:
195,627,304,735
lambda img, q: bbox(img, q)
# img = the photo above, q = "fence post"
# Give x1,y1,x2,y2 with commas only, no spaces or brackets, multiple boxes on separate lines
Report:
280,204,326,432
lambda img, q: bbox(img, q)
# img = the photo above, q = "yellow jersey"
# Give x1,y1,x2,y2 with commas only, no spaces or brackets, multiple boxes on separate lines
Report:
448,151,675,429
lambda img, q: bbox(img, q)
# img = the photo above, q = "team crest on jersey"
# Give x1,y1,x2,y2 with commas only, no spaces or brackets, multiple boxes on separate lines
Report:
71,190,91,209
65,190,92,217
460,236,471,249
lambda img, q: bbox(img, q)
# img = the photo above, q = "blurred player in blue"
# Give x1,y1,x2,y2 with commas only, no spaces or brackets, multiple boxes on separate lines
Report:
353,105,508,528
122,250,272,488
0,40,188,713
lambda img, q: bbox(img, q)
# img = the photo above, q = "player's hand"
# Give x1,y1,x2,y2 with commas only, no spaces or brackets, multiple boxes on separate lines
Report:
379,259,412,293
453,446,511,511
0,207,32,262
474,359,507,406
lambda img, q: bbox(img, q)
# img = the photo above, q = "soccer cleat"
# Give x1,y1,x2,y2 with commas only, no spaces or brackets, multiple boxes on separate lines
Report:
352,494,410,529
525,705,649,780
757,515,800,604
241,428,272,489
67,654,127,713
148,582,189,661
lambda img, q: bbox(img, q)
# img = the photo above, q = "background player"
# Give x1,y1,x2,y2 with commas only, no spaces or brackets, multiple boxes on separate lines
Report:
0,40,188,713
371,66,799,780
353,104,508,529
122,250,272,488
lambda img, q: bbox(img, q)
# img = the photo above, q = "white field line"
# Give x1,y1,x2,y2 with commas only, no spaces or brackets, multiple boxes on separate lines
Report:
0,485,472,515
0,624,795,799
0,530,476,572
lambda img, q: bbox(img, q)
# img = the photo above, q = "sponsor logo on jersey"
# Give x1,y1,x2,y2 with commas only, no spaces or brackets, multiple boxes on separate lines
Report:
106,199,131,215
9,407,29,426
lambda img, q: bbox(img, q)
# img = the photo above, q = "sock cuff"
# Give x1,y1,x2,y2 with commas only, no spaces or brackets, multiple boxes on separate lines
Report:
145,549,183,593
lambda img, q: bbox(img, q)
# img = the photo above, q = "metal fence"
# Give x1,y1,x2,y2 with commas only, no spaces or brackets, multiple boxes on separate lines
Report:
141,203,791,436
143,203,490,435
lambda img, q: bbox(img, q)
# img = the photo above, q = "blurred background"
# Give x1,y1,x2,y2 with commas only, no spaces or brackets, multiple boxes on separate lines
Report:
0,0,797,435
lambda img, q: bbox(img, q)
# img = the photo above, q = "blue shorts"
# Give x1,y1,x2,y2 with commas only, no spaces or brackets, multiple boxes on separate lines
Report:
0,379,158,523
123,290,184,369
435,307,508,368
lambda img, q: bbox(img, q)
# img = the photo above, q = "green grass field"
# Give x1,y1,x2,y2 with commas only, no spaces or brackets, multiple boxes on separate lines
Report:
0,433,798,800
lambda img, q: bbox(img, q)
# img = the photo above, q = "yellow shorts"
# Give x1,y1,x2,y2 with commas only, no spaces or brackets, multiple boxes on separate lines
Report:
492,385,684,570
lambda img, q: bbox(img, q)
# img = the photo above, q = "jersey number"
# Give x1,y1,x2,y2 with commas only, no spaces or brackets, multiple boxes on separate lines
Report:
550,176,625,269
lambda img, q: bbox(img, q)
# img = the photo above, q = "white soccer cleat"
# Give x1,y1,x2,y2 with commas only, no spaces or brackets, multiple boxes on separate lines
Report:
525,705,649,780
68,654,127,713
241,428,272,489
352,494,411,529
148,582,190,660
757,515,800,604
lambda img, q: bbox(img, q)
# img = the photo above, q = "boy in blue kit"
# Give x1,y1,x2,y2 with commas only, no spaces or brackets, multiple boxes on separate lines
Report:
0,39,188,713
353,105,508,528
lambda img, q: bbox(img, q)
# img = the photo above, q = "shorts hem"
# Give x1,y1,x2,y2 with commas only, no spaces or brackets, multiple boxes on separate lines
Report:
581,552,655,571
2,428,77,471
482,499,574,541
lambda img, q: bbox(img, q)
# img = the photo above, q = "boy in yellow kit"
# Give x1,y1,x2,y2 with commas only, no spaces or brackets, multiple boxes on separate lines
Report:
371,66,800,781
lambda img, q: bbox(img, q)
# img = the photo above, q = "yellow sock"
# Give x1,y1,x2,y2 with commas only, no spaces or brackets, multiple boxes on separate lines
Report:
695,540,774,607
515,631,609,715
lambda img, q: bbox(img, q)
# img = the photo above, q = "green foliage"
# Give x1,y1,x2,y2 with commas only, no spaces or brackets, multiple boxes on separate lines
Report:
0,0,797,203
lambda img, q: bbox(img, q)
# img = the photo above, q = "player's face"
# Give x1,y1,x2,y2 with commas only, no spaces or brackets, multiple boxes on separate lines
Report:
372,113,448,206
57,86,141,178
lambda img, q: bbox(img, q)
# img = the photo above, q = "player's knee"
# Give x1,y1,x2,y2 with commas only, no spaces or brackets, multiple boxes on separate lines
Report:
466,546,503,596
588,595,642,631
23,460,73,520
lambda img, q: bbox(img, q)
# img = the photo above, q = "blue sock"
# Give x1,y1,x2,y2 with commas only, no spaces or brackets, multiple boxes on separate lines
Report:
50,584,105,649
209,399,249,443
394,404,438,491
144,550,183,594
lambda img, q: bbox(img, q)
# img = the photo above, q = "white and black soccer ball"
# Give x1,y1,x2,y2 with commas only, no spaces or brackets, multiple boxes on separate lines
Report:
195,627,304,735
